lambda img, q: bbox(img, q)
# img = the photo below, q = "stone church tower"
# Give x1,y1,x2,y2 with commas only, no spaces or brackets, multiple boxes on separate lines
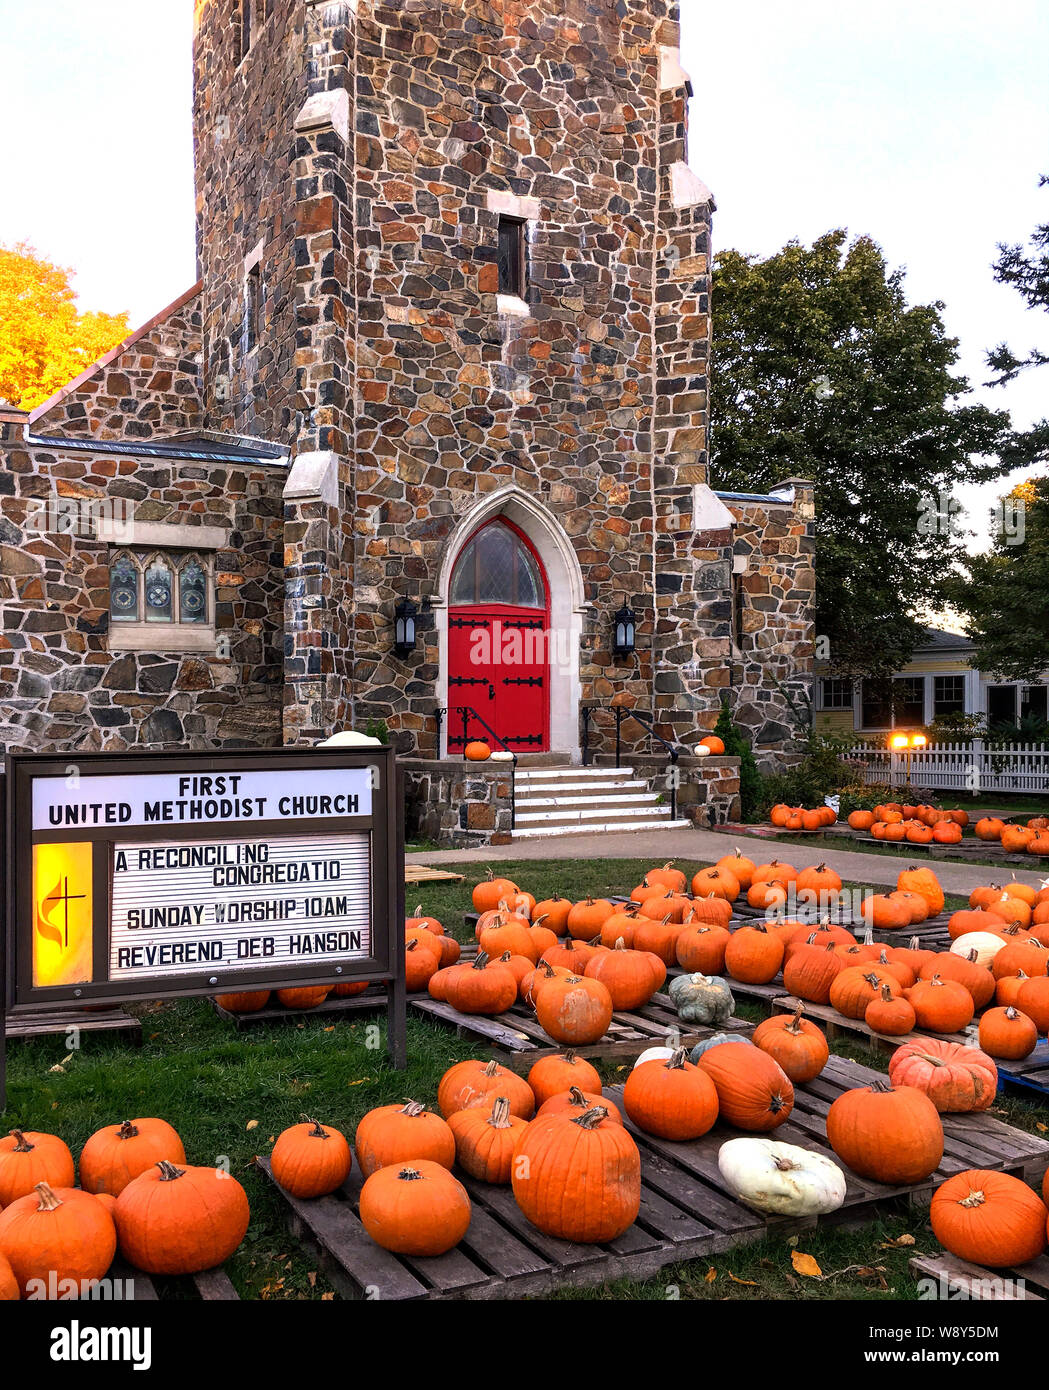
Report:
0,0,814,837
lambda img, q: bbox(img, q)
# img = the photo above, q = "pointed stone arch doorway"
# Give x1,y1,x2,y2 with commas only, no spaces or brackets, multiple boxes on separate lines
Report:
435,488,586,760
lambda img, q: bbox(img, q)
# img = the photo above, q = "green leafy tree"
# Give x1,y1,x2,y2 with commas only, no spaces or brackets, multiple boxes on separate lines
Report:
985,174,1049,469
710,231,1008,680
949,477,1049,681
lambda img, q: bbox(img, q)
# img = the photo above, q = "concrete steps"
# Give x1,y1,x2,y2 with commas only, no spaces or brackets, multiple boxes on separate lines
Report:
511,765,692,840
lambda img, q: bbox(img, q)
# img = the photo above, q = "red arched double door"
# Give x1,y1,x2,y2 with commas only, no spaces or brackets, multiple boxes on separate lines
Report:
447,519,550,752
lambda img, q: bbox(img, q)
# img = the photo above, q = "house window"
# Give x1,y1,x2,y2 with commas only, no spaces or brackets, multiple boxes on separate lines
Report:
1021,684,1048,722
497,217,526,298
820,678,853,710
245,261,261,353
933,674,965,718
860,676,924,729
109,550,216,650
987,685,1018,726
860,681,893,730
893,676,925,727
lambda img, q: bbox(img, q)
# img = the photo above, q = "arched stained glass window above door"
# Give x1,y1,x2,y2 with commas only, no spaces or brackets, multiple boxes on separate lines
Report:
449,520,545,608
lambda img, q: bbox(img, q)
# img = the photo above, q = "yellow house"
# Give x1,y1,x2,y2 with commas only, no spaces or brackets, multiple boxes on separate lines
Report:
815,627,1049,737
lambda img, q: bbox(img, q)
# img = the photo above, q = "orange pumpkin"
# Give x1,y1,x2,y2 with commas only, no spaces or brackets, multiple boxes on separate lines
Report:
438,1058,535,1120
644,862,688,894
888,1039,998,1112
534,1087,623,1126
676,922,731,975
782,940,845,1004
622,1049,719,1139
695,1040,794,1132
859,894,911,931
848,810,875,831
826,1082,943,1183
584,939,666,1010
979,1005,1038,1060
690,866,740,902
271,1119,353,1197
896,866,945,916
931,1169,1047,1267
908,975,976,1033
464,740,491,760
829,966,901,1020
472,871,519,914
526,1051,603,1106
447,1096,528,1184
1016,974,1049,1032
355,1101,456,1179
864,984,916,1036
752,1006,829,1082
723,924,784,985
0,1132,75,1207
534,973,614,1045
714,848,756,889
444,952,518,1015
699,735,725,755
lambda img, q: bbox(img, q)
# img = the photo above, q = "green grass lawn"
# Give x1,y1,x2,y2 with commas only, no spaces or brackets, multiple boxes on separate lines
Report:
5,855,1046,1301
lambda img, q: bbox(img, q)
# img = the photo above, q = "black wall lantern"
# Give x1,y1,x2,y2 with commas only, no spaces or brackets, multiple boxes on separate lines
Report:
393,597,417,655
612,601,636,657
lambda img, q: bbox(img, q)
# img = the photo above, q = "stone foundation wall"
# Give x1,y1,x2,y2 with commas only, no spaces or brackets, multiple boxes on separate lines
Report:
598,752,741,827
401,757,514,848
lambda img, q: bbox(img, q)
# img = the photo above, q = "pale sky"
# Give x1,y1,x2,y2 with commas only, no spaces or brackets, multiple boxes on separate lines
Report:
1,0,1046,549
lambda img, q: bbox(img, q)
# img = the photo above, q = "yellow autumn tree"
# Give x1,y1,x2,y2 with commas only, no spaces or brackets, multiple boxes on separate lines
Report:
0,242,130,410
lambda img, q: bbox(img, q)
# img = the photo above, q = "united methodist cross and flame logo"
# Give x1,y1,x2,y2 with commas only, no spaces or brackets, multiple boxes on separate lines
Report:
32,843,93,988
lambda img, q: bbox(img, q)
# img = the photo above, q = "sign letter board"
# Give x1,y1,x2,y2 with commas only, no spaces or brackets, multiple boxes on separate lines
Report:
3,748,406,1097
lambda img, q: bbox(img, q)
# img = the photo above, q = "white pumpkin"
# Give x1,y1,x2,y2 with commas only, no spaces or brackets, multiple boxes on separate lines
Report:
950,932,1006,969
717,1137,847,1217
632,1046,675,1069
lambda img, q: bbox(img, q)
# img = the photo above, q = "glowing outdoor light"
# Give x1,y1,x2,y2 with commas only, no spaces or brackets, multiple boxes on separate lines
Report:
890,733,909,750
910,733,927,748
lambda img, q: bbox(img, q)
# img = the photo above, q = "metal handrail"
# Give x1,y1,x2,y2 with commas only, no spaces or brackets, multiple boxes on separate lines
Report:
580,704,681,820
434,706,518,831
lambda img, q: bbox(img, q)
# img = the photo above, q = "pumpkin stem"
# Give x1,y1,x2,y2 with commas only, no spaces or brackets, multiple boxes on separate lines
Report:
785,1006,806,1034
567,1085,589,1103
473,951,490,970
412,904,422,918
908,935,920,950
571,1106,609,1130
880,984,895,1002
487,1096,512,1129
773,1155,796,1172
33,1181,62,1211
666,1048,688,1069
498,950,513,961
958,1188,986,1209
399,1101,426,1117
396,1167,424,1181
533,913,550,929
116,1120,139,1140
156,1160,186,1182
306,1119,330,1138
563,1050,578,1063
1005,1006,1019,1020
870,1079,894,1093
406,939,422,953
10,1129,34,1153
482,1060,501,1077
614,937,627,951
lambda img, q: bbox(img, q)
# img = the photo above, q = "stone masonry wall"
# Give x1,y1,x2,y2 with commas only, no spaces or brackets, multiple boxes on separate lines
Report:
28,286,204,442
730,483,816,759
0,427,285,753
193,0,306,444
349,0,703,758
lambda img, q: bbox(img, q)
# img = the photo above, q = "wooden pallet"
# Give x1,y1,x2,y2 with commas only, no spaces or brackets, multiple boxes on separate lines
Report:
106,1255,238,1301
410,988,752,1064
767,991,972,1054
996,1040,1049,1101
5,1007,142,1045
260,1051,1049,1301
850,832,1049,864
406,865,465,886
210,989,388,1029
909,1251,1049,1300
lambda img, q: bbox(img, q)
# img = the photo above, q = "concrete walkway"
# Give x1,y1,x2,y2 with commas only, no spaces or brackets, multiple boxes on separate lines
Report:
406,825,1049,897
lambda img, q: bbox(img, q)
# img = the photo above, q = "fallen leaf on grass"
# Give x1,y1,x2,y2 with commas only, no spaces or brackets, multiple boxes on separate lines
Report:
727,1271,758,1285
791,1251,823,1277
1037,1122,1047,1133
704,1267,717,1283
48,1064,65,1074
347,1078,372,1087
246,1119,259,1131
307,1272,317,1288
321,1292,335,1301
878,1234,915,1248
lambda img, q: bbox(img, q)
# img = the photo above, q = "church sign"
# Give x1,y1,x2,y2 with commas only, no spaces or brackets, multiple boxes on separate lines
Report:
3,748,406,1090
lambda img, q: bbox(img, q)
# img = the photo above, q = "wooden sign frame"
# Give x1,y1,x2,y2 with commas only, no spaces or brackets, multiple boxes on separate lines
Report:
1,747,407,1109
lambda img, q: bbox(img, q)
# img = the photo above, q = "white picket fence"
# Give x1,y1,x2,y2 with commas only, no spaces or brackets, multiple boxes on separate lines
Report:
841,741,1049,796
